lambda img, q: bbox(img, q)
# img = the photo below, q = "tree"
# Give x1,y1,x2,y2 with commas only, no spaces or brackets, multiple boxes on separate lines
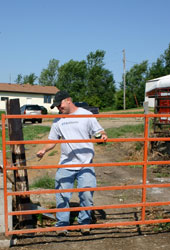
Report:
23,73,37,85
86,50,116,108
87,50,105,68
15,73,37,85
39,59,59,86
147,57,165,80
147,43,170,79
117,61,148,109
163,43,170,75
114,89,124,109
56,50,116,109
15,74,23,84
57,59,87,101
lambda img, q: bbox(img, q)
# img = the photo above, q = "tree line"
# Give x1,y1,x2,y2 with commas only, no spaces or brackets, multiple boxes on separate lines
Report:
15,43,170,110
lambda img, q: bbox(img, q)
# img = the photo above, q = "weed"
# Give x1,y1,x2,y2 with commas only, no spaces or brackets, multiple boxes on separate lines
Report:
48,150,58,156
156,173,170,178
135,142,143,151
36,214,43,226
154,222,170,232
30,175,55,189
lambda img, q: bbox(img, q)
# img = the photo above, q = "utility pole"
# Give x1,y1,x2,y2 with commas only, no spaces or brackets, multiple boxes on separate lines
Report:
123,49,126,110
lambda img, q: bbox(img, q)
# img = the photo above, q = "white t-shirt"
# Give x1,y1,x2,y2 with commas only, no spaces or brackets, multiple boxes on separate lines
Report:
48,107,103,170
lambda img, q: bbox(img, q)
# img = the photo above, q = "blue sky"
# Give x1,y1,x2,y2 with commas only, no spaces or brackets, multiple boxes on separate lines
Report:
0,0,170,87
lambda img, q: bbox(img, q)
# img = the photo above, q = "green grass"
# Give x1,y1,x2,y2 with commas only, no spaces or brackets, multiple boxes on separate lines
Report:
100,106,154,114
154,222,170,232
100,106,116,112
22,125,50,141
105,123,144,138
0,111,5,121
0,125,50,150
48,150,58,157
30,175,55,189
30,175,78,190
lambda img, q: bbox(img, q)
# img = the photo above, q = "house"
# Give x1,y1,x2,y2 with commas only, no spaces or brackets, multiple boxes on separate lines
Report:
145,74,170,107
0,83,59,113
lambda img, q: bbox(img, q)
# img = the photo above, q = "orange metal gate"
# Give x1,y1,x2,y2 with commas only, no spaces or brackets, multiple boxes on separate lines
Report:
1,113,170,236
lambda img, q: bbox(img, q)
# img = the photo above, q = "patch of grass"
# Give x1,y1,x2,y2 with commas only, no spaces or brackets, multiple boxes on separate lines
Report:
23,125,50,141
0,111,5,121
0,125,50,151
48,150,58,157
156,173,170,178
30,175,55,189
36,214,43,226
154,222,170,233
0,129,10,151
100,106,116,112
135,142,143,151
100,107,145,113
105,123,144,138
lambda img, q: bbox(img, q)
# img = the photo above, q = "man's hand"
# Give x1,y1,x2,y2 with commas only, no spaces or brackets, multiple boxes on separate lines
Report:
101,133,108,141
36,149,46,159
36,143,56,159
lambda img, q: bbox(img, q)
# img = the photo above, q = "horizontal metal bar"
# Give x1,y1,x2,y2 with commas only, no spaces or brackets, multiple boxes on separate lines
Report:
7,161,145,170
6,159,170,171
7,183,170,197
6,137,170,145
6,218,170,236
8,201,170,216
3,114,145,118
7,184,144,196
4,113,170,119
6,138,147,145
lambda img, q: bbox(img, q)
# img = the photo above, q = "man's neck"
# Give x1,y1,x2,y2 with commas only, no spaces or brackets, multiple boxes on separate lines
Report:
68,103,78,114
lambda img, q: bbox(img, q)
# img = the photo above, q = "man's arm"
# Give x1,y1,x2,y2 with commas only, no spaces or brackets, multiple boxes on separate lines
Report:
37,143,56,159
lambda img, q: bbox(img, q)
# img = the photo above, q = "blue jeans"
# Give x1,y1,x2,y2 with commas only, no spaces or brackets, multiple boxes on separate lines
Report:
55,167,96,227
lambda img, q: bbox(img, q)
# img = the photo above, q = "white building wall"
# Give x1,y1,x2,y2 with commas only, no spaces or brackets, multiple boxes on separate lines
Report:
0,92,57,113
144,96,155,108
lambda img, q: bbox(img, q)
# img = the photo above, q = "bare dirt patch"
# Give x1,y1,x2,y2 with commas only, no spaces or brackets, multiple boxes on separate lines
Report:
3,116,170,250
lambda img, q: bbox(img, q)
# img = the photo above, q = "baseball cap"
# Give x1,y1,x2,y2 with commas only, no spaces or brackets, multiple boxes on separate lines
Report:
50,90,70,109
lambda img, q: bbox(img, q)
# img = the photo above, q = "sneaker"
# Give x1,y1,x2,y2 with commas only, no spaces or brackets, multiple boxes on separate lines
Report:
56,230,69,236
81,228,90,235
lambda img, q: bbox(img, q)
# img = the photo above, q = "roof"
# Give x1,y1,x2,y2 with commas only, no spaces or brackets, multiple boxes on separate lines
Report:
0,83,59,95
145,75,170,96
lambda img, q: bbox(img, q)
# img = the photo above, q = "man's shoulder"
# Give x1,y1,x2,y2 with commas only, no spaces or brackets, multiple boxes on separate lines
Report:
76,107,92,115
53,118,61,124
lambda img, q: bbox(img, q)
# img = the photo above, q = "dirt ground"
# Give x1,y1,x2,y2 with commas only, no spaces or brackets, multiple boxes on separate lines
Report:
2,114,170,250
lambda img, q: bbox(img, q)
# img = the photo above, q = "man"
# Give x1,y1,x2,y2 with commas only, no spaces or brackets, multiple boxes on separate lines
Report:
37,90,107,235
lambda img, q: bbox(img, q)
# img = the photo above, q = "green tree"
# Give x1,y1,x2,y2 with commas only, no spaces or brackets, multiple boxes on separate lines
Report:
126,61,148,108
147,43,170,80
23,73,37,85
57,59,87,101
147,57,165,80
15,73,37,85
15,74,23,84
118,61,148,109
86,50,116,108
115,89,124,109
39,59,59,86
57,50,116,109
163,43,170,75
